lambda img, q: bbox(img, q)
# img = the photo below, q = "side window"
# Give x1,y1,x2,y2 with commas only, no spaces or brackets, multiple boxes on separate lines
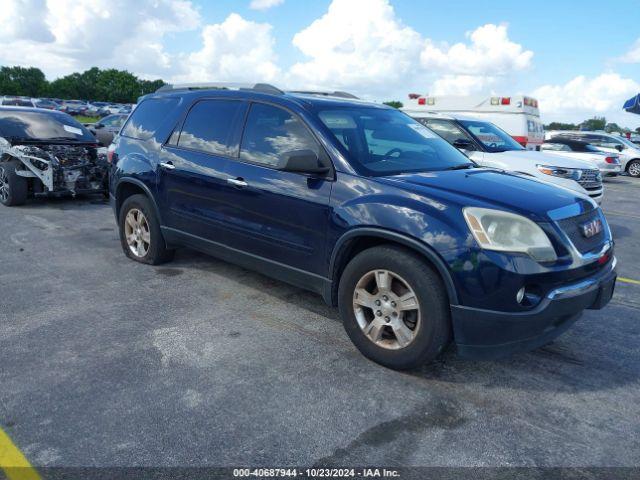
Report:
178,100,246,156
541,143,571,152
101,116,118,127
121,98,179,140
421,119,473,145
240,103,321,168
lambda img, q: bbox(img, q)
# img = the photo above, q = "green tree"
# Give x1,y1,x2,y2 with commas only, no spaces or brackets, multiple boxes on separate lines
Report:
635,127,640,134
605,122,623,133
383,100,403,109
545,122,578,130
581,116,606,131
0,66,47,96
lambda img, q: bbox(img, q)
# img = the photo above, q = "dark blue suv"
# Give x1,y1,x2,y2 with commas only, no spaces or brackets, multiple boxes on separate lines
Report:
109,84,617,370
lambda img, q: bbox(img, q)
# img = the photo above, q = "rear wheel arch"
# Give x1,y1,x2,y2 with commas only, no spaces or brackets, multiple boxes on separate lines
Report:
329,228,458,307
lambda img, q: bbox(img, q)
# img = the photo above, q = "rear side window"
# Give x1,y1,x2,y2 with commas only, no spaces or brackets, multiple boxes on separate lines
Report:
121,98,178,140
239,103,321,168
178,100,246,156
420,119,473,145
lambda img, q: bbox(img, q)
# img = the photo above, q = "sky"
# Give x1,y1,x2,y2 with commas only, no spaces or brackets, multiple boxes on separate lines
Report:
1,0,639,128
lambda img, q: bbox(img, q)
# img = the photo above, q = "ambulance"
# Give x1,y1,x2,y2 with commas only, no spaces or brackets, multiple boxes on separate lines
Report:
404,94,545,150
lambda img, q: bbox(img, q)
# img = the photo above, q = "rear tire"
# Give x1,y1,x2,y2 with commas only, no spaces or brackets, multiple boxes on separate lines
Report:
338,245,452,370
627,160,640,178
0,160,28,207
118,194,174,265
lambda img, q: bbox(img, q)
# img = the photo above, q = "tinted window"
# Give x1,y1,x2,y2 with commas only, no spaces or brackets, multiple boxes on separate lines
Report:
101,115,126,128
541,143,571,152
0,111,95,141
178,100,246,156
2,98,33,107
459,120,524,152
318,107,471,176
240,103,321,168
420,119,474,145
121,98,179,140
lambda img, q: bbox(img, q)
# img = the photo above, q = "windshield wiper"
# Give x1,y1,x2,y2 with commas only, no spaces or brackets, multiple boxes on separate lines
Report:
444,163,475,170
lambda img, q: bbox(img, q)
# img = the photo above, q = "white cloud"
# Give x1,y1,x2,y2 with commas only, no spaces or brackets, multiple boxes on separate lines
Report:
0,0,201,78
430,75,495,96
287,0,531,99
533,73,640,125
249,0,284,10
618,38,640,63
173,13,280,83
288,0,422,94
420,24,533,75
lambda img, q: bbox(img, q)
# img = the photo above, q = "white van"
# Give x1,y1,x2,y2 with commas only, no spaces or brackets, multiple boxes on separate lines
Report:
405,94,544,151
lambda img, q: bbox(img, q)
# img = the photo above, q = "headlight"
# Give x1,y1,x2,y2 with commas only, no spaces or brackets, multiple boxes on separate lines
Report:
463,207,557,262
537,164,582,181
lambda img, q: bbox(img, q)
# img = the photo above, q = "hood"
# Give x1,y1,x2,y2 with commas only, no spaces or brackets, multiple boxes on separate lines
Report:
493,150,595,170
379,168,592,220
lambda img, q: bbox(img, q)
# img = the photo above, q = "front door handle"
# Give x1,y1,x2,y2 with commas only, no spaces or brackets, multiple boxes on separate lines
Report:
159,161,175,170
227,178,248,188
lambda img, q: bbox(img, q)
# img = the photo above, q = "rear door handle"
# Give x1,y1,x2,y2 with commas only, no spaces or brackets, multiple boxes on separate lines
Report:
227,178,248,188
159,161,175,170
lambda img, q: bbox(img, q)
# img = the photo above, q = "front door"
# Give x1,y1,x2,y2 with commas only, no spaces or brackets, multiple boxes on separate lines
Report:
219,102,333,276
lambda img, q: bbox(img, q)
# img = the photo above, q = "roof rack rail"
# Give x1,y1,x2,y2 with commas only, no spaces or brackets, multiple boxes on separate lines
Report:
289,90,359,100
155,82,284,95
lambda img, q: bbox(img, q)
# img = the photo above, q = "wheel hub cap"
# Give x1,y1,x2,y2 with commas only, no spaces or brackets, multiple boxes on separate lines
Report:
124,208,150,258
0,167,8,202
353,269,420,350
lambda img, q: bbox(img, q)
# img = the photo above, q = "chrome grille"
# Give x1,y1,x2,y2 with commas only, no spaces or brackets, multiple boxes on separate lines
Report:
557,210,606,255
578,169,602,191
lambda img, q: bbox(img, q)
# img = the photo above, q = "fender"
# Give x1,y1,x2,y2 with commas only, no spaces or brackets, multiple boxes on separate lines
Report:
329,227,459,306
113,177,164,225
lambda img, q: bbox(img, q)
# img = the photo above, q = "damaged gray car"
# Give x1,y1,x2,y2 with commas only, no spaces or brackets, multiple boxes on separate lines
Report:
0,107,109,206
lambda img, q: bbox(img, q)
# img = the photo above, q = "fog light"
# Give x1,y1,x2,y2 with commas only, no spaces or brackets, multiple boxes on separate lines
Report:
516,287,525,304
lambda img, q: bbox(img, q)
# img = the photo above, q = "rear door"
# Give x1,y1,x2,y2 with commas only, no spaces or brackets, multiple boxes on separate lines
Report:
158,98,248,242
219,102,333,276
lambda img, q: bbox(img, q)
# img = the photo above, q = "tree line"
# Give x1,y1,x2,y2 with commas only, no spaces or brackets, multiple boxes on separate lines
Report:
0,66,165,103
544,117,640,134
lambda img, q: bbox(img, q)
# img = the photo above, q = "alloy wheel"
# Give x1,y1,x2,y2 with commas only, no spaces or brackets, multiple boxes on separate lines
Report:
629,162,640,177
352,269,421,350
124,208,151,258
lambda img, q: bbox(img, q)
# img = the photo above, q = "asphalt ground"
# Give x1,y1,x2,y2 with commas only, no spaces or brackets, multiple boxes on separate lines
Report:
0,176,638,474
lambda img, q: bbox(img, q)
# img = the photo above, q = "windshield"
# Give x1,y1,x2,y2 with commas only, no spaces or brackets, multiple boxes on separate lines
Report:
317,107,472,176
0,111,96,142
459,119,524,152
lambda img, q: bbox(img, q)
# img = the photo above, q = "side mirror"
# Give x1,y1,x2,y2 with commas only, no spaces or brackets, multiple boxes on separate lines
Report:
94,123,105,129
281,149,330,174
615,145,624,152
453,138,475,151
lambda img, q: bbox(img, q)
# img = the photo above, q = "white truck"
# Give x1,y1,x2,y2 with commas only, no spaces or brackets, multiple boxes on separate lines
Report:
405,94,544,150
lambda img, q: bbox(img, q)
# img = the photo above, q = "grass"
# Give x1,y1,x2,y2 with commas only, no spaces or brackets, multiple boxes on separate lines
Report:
76,115,100,124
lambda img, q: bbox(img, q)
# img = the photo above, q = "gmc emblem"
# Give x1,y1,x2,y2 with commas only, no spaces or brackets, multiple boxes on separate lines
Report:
581,218,603,238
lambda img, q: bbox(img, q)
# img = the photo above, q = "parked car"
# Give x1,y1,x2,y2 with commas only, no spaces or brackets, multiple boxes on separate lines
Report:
540,137,621,177
404,112,604,203
108,84,616,370
547,131,640,177
0,107,108,205
86,113,127,146
1,96,36,107
34,98,60,110
59,100,88,116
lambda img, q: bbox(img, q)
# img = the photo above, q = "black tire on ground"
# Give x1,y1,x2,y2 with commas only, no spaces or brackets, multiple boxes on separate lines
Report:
626,160,640,178
338,245,452,370
118,194,174,265
0,160,28,207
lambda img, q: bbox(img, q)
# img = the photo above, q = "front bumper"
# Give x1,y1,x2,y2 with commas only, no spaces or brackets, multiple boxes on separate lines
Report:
451,258,617,359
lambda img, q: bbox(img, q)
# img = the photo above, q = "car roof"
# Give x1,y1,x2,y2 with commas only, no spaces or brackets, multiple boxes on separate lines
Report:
0,105,70,117
144,87,387,111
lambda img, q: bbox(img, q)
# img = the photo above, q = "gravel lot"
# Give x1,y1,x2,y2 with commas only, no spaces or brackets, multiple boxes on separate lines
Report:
0,176,639,470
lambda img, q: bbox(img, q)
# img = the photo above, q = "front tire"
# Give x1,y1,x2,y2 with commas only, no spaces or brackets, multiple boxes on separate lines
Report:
118,194,174,265
338,245,452,370
627,160,640,178
0,160,28,207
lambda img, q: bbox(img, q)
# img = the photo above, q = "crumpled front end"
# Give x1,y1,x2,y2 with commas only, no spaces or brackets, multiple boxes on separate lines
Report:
12,144,108,197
